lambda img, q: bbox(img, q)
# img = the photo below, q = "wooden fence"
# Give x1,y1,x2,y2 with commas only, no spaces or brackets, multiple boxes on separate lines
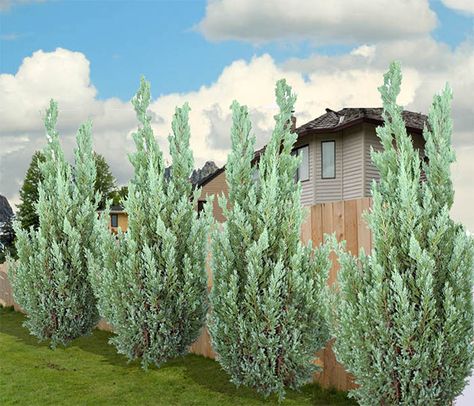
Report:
306,197,372,390
0,197,372,392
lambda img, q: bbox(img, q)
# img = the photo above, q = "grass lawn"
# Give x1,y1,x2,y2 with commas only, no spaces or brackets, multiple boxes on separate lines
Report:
0,307,355,405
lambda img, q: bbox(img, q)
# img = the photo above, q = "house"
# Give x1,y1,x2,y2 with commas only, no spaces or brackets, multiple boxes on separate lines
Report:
197,107,428,222
103,107,427,227
108,205,128,233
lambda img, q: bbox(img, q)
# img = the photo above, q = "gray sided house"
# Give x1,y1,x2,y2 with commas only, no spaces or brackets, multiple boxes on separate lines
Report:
292,108,427,205
197,107,427,220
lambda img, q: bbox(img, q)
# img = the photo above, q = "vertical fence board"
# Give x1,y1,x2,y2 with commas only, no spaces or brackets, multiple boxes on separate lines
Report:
333,201,345,243
321,202,337,286
0,263,14,307
329,201,344,285
343,199,358,255
356,197,372,254
300,206,312,245
311,204,323,247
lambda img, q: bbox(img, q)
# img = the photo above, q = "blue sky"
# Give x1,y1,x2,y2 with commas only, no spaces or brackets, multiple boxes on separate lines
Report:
0,0,473,239
2,0,471,101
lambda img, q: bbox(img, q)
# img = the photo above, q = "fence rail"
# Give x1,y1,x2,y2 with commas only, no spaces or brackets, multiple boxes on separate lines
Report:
0,197,372,391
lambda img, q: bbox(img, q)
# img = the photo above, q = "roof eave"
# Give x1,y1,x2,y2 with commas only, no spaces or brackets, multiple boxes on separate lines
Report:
297,117,424,136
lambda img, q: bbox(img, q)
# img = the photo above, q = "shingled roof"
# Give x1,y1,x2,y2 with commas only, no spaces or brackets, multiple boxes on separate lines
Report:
297,107,427,135
197,107,428,188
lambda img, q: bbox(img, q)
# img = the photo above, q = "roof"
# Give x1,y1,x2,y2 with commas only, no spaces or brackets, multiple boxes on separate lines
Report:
197,107,428,189
109,205,125,213
297,107,427,135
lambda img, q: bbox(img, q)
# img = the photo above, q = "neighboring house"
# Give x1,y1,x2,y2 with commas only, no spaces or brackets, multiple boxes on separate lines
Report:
108,205,128,233
103,107,428,227
197,107,428,221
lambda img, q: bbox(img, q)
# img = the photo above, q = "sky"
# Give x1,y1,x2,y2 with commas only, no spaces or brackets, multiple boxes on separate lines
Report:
0,0,473,217
0,0,473,402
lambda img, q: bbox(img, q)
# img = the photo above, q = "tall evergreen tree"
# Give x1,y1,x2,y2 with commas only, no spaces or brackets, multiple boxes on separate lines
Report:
88,77,212,367
17,151,116,228
10,100,100,347
209,80,331,400
16,151,46,231
329,62,474,404
93,152,116,209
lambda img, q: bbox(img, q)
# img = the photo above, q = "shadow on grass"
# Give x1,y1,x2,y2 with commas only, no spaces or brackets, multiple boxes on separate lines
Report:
0,307,136,368
175,353,356,405
0,306,49,348
1,307,355,405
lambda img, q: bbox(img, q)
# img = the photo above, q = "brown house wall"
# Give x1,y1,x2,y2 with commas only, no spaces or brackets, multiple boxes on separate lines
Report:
110,212,128,234
198,170,228,223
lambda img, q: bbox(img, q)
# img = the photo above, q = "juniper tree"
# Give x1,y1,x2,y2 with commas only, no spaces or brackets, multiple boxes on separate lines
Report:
329,62,474,405
88,77,212,368
10,100,100,347
209,80,331,400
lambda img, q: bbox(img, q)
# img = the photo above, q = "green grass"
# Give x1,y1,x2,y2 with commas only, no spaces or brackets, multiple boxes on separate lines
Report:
0,307,355,405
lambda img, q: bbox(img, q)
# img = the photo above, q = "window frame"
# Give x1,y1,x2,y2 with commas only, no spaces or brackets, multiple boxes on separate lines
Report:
110,213,119,228
321,140,336,179
292,144,310,182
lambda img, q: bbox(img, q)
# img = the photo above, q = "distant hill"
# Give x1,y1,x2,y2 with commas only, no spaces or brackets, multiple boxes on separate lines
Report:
190,161,219,185
163,161,219,186
0,195,13,223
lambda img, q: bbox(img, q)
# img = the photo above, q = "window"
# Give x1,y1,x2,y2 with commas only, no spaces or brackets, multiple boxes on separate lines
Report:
197,200,206,216
292,145,309,182
110,214,119,228
321,141,335,179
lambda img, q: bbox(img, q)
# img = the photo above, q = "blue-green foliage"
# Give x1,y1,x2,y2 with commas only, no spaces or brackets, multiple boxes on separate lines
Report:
88,78,212,368
209,80,331,400
329,62,474,405
10,100,100,347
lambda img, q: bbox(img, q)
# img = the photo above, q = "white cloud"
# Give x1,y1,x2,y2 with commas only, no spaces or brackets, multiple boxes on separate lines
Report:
283,37,474,145
1,43,473,232
441,0,474,14
197,0,437,44
0,0,45,12
0,48,137,206
350,44,376,59
0,33,20,41
0,48,100,133
451,146,474,233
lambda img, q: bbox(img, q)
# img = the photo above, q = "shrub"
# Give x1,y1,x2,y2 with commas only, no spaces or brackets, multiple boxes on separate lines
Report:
88,78,212,367
209,80,331,400
329,62,474,404
10,100,100,347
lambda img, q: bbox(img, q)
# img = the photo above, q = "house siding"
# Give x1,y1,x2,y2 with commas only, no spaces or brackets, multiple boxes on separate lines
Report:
364,124,384,197
314,133,343,203
342,125,364,200
110,212,128,233
198,170,228,223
